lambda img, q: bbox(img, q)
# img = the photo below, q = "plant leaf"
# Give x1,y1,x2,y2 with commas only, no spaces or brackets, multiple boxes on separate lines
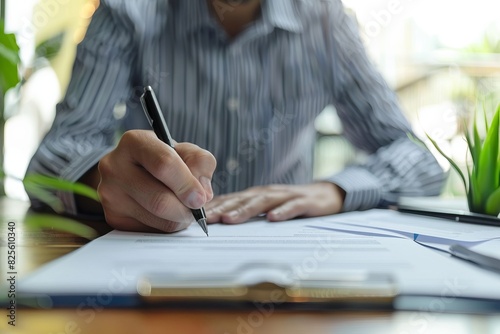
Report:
464,121,483,212
464,124,476,166
35,32,64,60
483,102,489,133
425,133,468,192
485,187,500,217
472,111,482,166
497,104,500,189
24,174,99,201
469,170,483,213
0,20,20,93
476,105,499,209
465,158,476,212
23,183,65,213
406,132,428,149
24,214,97,239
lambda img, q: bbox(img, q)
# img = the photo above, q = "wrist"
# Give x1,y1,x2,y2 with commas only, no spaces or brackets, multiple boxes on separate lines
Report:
316,181,346,214
76,164,103,215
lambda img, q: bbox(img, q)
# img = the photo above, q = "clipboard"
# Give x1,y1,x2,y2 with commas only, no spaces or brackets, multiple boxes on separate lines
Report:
136,269,398,310
11,269,500,313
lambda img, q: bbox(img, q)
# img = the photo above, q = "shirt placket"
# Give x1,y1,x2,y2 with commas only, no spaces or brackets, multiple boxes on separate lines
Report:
223,41,243,192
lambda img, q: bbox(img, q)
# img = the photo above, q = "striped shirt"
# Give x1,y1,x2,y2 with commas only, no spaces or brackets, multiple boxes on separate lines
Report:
27,0,445,216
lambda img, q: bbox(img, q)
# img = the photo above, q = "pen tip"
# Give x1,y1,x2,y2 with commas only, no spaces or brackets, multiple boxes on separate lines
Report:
197,218,209,237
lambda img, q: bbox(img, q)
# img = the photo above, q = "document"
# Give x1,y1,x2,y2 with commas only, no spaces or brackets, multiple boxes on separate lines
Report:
18,210,500,303
308,209,500,250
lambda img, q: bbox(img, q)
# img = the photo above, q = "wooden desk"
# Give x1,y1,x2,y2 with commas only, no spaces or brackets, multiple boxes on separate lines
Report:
1,197,500,334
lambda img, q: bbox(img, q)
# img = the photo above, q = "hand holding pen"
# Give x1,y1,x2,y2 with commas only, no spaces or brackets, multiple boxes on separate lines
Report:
94,92,215,233
140,86,212,235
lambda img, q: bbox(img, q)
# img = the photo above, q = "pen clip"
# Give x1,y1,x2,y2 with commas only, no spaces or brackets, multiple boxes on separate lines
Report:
140,94,154,126
140,86,175,147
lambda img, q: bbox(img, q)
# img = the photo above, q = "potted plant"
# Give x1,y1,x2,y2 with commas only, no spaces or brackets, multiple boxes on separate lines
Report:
427,104,500,217
0,169,100,239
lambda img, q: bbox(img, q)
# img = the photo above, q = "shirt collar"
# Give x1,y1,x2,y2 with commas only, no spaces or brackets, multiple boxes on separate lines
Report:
175,0,216,37
262,0,303,33
175,0,303,38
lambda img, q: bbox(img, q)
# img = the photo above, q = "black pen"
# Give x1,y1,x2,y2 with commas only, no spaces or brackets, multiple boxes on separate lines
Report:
396,205,500,227
140,86,209,236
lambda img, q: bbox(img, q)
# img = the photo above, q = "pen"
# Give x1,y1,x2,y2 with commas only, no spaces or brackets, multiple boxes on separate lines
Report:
449,244,500,274
396,205,500,227
140,86,209,236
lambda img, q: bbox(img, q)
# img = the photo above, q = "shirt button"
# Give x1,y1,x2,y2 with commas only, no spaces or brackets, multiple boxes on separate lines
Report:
226,158,240,172
113,103,127,120
227,97,239,112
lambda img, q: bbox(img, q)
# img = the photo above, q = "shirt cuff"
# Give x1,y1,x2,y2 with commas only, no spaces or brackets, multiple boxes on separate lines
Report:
327,166,382,212
58,147,114,216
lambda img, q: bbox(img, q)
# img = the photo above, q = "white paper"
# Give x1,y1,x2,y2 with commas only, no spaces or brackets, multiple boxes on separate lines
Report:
18,211,500,300
307,209,500,251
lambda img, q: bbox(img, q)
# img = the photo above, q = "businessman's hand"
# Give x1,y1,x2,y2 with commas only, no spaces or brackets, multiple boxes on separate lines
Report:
80,130,216,233
205,182,345,224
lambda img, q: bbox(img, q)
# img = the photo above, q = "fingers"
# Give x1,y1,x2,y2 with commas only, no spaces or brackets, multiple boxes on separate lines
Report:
268,183,344,221
206,183,345,225
100,156,193,223
205,194,245,224
267,199,310,221
222,194,291,224
98,179,192,233
97,130,217,233
122,131,208,209
206,187,297,224
104,214,190,233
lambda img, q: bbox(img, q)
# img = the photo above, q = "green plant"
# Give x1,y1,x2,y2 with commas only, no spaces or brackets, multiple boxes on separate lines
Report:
0,170,99,239
426,104,500,216
465,33,500,54
35,32,64,60
0,19,21,195
0,20,20,100
0,14,91,237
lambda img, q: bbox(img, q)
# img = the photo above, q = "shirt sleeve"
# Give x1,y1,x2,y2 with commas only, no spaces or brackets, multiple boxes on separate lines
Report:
26,0,138,216
323,1,446,212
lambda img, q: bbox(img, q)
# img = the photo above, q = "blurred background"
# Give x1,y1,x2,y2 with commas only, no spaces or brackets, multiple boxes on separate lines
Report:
1,0,499,201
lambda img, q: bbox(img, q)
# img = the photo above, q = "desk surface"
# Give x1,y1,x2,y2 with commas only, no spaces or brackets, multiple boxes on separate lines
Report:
1,197,500,334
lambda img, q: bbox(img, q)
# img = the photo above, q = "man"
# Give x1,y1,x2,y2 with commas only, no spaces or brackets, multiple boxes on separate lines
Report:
27,0,445,233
